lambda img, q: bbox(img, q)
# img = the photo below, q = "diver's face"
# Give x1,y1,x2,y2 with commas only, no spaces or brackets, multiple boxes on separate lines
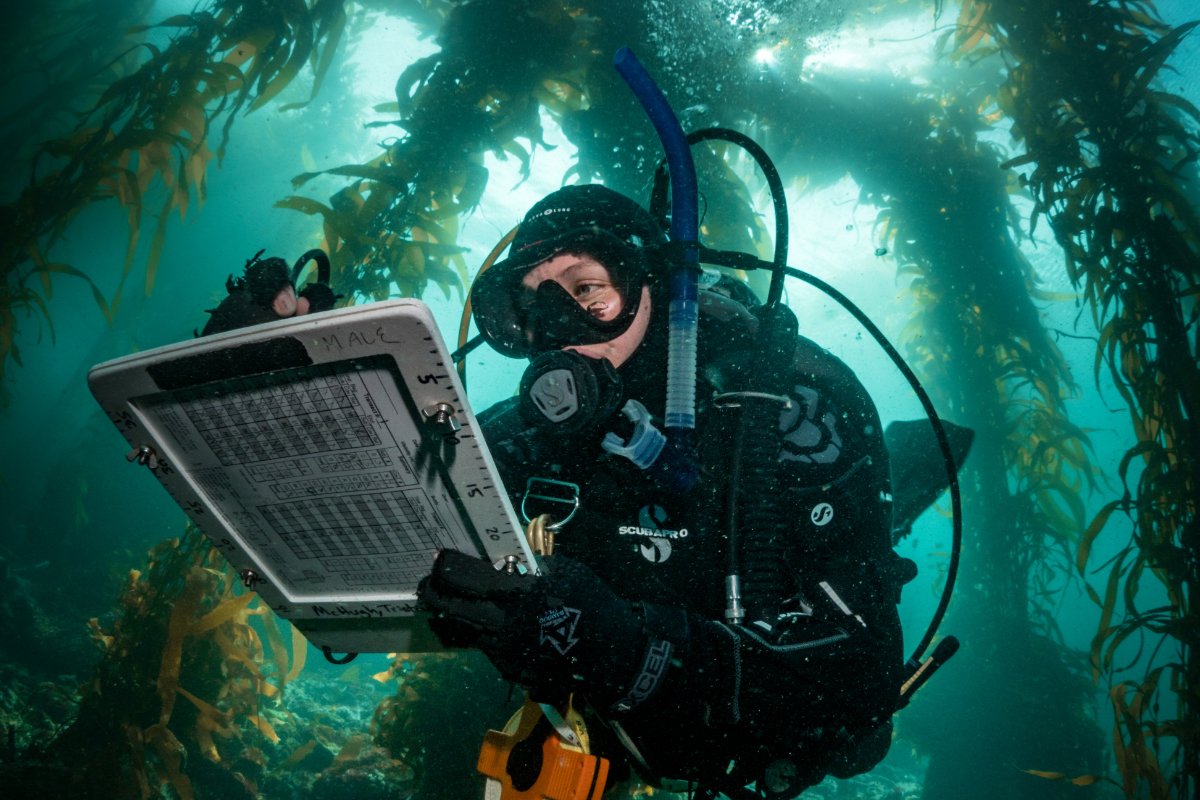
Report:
521,253,651,367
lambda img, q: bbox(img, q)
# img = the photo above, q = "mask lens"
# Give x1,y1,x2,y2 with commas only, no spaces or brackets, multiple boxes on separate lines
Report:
470,229,651,358
523,277,640,354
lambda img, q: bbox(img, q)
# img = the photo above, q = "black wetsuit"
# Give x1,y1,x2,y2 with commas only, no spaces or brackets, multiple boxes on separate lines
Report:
479,291,908,793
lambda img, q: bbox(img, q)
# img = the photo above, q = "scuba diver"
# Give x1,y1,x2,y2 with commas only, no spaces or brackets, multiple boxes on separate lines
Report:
172,45,966,799
201,248,338,336
418,184,936,798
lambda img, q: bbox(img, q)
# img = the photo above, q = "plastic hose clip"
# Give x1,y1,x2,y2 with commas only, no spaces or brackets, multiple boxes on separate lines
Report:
601,399,667,469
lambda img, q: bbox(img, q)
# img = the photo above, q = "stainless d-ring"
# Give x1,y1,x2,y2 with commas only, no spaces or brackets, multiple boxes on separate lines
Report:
521,477,580,531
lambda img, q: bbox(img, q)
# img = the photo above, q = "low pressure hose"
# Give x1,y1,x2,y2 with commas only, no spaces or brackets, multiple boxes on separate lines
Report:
291,249,331,287
651,127,791,307
724,392,793,623
731,303,799,623
614,48,700,434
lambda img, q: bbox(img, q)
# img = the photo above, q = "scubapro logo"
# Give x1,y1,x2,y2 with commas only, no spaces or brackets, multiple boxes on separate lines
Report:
639,538,672,563
628,505,684,564
811,502,834,527
618,525,689,539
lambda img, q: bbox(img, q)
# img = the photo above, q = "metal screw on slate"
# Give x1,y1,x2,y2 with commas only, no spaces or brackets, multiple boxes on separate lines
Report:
126,445,159,470
422,402,462,433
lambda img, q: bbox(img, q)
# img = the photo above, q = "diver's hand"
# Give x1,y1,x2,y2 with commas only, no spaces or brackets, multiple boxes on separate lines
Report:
417,549,534,650
298,282,339,314
418,550,644,697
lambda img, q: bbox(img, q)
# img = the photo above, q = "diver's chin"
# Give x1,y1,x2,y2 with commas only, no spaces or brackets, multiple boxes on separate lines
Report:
566,335,639,368
565,342,617,365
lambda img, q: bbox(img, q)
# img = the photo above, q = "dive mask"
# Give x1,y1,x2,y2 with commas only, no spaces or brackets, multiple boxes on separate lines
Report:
470,184,665,358
474,229,651,357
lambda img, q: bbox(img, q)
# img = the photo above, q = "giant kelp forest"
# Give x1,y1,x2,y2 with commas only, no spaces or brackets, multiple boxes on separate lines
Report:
0,1,1197,799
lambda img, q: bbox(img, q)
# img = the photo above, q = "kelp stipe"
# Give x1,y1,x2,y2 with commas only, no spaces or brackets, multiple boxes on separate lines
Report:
4,2,1198,798
954,2,1200,797
0,1,347,381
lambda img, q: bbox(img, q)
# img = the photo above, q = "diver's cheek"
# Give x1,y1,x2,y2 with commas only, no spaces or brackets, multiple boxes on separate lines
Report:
566,287,652,368
296,296,311,316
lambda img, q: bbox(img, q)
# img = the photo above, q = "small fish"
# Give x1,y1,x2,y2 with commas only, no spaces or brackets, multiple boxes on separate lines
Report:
285,739,318,766
1022,769,1101,786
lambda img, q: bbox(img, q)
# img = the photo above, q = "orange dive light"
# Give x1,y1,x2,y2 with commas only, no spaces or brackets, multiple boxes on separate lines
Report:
477,698,609,800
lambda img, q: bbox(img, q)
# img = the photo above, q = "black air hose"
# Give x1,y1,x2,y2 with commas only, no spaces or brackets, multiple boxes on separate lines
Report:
291,248,331,286
649,126,800,623
726,303,800,622
730,400,790,620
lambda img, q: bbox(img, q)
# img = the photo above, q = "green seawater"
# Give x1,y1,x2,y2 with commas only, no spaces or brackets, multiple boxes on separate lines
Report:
1,1,1197,798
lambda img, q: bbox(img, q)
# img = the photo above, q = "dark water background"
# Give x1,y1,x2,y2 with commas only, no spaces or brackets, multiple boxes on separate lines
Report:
2,1,1197,798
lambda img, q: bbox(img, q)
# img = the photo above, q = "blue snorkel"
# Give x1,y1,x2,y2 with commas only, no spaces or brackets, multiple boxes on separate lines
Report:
613,48,700,434
604,48,701,494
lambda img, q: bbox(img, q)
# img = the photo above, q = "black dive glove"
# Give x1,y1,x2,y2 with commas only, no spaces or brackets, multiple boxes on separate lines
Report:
299,282,340,313
418,550,673,710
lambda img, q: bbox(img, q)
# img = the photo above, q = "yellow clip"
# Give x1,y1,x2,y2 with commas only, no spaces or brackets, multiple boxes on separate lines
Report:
562,696,590,754
526,514,556,557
